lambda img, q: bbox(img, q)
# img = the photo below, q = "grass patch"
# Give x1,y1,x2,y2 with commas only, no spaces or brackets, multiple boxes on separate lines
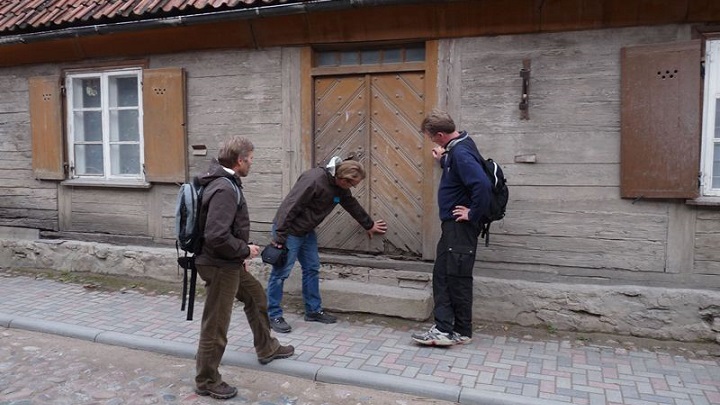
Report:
2,267,195,297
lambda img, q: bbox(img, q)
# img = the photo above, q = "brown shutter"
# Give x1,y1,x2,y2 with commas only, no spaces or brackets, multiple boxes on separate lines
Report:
620,40,701,199
142,68,187,183
29,76,64,180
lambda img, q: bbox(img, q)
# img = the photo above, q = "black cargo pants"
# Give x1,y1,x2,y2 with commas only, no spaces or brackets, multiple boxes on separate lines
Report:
432,220,480,338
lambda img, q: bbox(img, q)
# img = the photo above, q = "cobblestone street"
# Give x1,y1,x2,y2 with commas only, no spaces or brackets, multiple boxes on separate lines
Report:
1,272,720,405
0,328,452,405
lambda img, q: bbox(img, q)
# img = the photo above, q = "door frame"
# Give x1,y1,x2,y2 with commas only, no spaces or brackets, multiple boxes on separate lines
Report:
299,40,440,260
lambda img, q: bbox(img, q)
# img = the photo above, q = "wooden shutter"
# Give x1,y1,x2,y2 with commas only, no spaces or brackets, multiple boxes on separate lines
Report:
620,40,701,199
143,68,187,183
29,76,64,180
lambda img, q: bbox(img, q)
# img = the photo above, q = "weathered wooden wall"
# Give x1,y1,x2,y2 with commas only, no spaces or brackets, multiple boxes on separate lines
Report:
695,210,720,275
1,23,718,289
454,24,719,287
0,65,59,231
151,48,288,244
0,48,289,246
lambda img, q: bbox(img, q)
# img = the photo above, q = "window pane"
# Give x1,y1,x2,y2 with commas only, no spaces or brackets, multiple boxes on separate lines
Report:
67,69,144,181
111,144,141,175
316,52,337,66
109,76,138,107
110,110,139,142
72,78,101,108
406,47,425,62
383,49,402,63
73,111,102,142
361,50,380,65
714,143,720,188
340,51,359,66
74,144,104,175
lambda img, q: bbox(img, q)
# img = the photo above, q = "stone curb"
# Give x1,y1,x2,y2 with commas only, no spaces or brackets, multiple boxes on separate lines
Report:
0,313,570,405
316,366,461,402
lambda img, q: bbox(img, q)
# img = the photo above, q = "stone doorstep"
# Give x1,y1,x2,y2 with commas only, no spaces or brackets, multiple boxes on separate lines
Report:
320,279,432,321
250,264,432,321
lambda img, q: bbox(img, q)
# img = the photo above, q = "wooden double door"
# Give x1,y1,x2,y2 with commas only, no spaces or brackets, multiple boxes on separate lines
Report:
313,72,427,256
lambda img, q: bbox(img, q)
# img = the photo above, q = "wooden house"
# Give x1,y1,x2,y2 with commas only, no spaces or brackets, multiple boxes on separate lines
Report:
1,0,720,340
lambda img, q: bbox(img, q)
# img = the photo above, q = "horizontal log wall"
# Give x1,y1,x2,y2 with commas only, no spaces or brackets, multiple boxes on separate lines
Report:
0,65,59,231
1,22,718,289
695,210,720,275
0,48,286,246
457,25,719,287
151,48,286,244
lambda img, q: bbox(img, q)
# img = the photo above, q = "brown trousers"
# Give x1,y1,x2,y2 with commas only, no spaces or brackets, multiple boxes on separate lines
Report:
195,263,280,389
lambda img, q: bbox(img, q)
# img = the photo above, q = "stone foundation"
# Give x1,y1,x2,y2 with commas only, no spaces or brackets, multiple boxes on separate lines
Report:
1,238,719,343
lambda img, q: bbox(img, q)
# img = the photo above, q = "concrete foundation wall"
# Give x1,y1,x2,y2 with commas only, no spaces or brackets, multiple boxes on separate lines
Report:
2,237,718,343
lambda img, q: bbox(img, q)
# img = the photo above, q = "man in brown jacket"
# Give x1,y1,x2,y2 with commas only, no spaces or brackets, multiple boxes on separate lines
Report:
267,158,387,333
194,136,294,400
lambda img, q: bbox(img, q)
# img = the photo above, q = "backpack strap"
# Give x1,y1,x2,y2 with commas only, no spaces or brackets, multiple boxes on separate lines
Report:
218,176,243,207
181,176,243,322
481,222,490,247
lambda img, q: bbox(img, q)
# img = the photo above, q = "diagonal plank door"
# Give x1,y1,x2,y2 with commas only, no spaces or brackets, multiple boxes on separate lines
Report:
314,72,425,256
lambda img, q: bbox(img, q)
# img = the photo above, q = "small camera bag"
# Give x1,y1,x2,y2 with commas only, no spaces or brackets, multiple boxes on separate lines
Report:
261,244,288,267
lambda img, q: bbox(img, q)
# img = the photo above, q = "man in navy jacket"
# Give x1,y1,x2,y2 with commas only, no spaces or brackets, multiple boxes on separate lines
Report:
412,110,491,346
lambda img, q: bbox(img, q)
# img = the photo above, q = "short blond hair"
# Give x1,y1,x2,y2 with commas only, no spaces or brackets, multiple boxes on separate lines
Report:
335,160,366,182
218,136,254,167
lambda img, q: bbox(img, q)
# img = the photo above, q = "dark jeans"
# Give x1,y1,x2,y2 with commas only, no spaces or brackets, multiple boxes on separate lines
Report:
432,220,479,337
195,263,280,390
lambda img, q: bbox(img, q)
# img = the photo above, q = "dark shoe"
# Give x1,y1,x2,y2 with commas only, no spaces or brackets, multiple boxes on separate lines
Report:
258,344,295,365
269,317,292,333
304,310,337,324
195,381,238,400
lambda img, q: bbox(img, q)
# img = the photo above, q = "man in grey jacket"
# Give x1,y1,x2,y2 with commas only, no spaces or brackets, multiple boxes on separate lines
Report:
267,159,387,333
194,136,294,400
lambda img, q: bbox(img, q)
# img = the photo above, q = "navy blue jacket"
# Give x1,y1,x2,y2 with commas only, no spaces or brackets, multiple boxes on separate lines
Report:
438,132,492,226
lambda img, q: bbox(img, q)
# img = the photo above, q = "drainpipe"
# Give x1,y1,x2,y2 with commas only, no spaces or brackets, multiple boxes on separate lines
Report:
0,0,429,46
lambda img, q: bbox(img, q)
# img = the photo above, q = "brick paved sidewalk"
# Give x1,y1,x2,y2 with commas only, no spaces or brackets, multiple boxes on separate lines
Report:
1,271,718,405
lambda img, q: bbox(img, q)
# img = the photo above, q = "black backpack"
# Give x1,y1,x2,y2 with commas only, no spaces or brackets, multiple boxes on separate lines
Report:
174,176,241,320
476,155,509,246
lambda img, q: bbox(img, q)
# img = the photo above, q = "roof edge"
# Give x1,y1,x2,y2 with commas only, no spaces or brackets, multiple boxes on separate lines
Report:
0,0,426,46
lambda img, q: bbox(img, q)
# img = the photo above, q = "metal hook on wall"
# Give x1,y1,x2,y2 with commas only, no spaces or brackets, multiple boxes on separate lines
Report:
519,59,531,120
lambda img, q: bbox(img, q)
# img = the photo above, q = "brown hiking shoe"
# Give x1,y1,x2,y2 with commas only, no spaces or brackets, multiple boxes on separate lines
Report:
195,381,237,400
258,344,295,365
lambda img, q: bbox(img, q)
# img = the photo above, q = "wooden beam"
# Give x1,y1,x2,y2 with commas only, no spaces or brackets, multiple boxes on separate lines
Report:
4,0,720,67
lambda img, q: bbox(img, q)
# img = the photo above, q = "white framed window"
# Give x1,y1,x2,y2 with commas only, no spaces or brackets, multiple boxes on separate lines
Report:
701,40,720,196
65,68,144,184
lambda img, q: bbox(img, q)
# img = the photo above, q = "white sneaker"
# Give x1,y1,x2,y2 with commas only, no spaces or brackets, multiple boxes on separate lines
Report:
411,325,455,346
451,331,473,345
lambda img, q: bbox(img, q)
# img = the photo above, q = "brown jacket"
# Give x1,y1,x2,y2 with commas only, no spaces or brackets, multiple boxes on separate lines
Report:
273,167,374,245
194,159,250,266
